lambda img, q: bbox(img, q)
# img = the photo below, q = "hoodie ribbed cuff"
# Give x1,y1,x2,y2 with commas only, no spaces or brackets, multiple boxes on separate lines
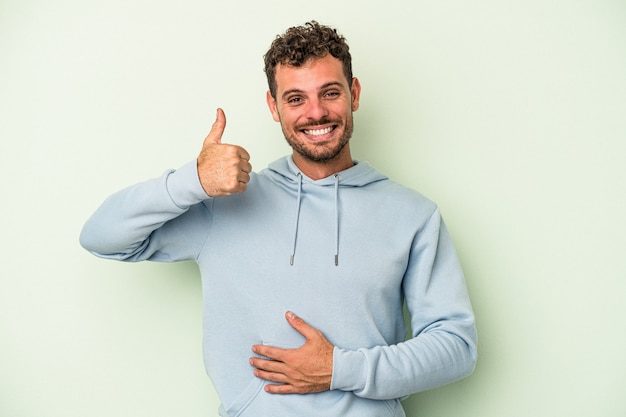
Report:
331,347,366,393
165,160,211,209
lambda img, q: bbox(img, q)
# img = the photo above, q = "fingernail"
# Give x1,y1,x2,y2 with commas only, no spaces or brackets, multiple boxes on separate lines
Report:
286,311,295,320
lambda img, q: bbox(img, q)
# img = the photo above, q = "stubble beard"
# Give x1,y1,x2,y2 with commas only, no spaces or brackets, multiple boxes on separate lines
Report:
282,115,354,163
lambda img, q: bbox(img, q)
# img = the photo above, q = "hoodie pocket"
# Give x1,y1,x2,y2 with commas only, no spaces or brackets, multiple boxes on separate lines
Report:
223,340,298,417
226,383,403,417
222,376,265,417
223,340,403,417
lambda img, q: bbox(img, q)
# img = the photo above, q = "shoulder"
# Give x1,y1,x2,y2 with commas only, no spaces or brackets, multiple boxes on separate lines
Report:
368,176,438,215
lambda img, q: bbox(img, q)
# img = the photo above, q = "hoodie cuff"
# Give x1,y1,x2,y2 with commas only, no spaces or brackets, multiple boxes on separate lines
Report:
165,160,211,209
331,347,366,393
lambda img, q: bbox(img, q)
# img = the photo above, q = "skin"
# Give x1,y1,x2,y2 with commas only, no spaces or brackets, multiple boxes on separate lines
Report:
196,54,362,394
197,108,252,197
266,54,361,180
250,311,334,394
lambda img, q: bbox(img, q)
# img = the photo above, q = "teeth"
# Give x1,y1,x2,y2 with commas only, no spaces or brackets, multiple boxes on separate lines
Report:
304,126,333,136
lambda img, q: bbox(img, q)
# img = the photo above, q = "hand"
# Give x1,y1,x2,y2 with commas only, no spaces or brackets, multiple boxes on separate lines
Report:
250,311,334,394
197,108,252,196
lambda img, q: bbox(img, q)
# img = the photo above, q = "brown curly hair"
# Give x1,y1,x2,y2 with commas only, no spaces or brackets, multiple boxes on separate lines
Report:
264,21,353,99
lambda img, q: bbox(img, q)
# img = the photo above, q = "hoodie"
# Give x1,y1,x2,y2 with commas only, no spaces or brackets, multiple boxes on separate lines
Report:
80,156,477,417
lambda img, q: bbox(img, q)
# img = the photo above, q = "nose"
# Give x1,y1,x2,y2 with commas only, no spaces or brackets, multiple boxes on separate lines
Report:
305,98,328,121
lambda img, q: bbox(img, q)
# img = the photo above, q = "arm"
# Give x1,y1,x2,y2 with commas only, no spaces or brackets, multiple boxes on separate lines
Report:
80,108,252,261
331,210,477,399
79,160,207,261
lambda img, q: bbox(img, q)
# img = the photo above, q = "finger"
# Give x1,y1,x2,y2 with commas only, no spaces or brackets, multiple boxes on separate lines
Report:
238,147,251,161
203,108,226,146
254,370,288,386
250,356,281,372
239,159,252,174
251,344,287,362
285,311,318,340
264,382,298,395
237,171,250,187
230,178,248,195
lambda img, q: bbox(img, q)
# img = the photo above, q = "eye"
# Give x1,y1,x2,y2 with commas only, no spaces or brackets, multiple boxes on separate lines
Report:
287,96,304,105
323,90,341,99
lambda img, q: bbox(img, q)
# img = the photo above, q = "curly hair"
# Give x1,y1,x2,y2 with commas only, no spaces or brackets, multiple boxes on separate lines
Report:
264,21,353,99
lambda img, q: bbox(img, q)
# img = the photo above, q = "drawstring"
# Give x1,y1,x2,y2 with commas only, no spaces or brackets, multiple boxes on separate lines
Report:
334,174,339,266
290,173,302,266
289,172,340,266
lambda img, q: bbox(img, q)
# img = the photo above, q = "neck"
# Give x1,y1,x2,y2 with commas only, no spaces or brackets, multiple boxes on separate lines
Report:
292,148,354,180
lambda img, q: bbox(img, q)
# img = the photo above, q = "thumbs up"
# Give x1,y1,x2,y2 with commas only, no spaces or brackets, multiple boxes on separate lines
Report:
203,108,227,145
197,109,252,197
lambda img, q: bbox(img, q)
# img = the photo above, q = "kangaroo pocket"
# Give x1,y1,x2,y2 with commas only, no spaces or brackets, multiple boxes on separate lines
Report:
226,387,403,417
223,376,402,416
220,376,265,417
221,340,298,417
220,340,404,417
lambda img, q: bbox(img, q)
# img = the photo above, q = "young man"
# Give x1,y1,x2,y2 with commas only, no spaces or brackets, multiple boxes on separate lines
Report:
80,21,477,417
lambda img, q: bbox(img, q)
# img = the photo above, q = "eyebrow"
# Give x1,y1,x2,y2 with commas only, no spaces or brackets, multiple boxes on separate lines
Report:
281,82,346,100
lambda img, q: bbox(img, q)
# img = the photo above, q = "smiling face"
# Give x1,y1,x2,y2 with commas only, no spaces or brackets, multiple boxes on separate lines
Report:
267,54,361,179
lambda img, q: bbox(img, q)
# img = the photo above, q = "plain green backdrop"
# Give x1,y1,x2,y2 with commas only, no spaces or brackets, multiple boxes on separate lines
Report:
1,0,625,416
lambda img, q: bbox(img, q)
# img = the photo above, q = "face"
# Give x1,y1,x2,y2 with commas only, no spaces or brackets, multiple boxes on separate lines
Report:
267,55,361,170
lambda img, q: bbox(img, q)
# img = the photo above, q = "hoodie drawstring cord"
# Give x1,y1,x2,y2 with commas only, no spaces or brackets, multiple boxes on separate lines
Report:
289,172,340,267
290,173,302,266
334,174,340,266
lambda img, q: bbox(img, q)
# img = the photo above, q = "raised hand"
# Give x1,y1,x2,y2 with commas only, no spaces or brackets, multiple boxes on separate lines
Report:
250,311,334,394
197,108,252,197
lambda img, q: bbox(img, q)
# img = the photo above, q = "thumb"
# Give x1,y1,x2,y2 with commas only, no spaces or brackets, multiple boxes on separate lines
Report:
204,108,226,145
285,311,316,340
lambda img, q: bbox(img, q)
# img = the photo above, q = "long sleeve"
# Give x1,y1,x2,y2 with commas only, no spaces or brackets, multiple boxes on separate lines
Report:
330,210,477,399
79,160,212,262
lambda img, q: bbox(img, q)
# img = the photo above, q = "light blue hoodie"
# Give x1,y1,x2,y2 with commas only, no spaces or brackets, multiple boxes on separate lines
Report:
80,156,477,417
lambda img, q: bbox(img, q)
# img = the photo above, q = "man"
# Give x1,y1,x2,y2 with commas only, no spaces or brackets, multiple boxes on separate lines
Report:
80,21,477,417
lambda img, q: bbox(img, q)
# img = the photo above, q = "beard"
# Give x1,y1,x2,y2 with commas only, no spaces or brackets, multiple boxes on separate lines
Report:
281,115,354,163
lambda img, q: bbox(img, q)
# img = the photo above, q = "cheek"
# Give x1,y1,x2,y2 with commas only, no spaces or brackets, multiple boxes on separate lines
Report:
270,105,282,122
333,101,354,117
278,110,301,129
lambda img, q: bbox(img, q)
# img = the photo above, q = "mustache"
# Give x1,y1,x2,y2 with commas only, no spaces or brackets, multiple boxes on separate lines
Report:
295,117,342,130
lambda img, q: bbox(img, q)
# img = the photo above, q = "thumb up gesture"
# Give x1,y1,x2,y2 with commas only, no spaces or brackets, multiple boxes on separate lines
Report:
197,109,252,197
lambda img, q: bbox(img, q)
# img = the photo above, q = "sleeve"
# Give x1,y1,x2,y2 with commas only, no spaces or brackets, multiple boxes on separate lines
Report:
79,160,212,262
330,209,477,399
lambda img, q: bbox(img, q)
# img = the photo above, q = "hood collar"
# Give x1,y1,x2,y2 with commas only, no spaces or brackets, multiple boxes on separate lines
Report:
265,156,387,266
267,155,387,187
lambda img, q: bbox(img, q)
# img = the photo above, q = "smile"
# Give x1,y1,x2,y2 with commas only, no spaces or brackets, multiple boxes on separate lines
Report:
303,126,335,136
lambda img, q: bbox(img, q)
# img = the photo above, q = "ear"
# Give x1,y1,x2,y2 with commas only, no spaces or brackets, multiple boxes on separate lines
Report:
266,90,280,122
350,77,362,112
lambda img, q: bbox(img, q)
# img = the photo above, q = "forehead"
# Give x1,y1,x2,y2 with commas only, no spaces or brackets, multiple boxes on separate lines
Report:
274,55,348,94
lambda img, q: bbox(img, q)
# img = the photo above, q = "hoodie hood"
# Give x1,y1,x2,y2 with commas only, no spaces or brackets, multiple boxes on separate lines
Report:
262,156,388,266
265,155,388,188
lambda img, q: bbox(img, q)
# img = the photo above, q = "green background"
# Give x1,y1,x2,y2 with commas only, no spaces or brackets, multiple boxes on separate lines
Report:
1,0,625,416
